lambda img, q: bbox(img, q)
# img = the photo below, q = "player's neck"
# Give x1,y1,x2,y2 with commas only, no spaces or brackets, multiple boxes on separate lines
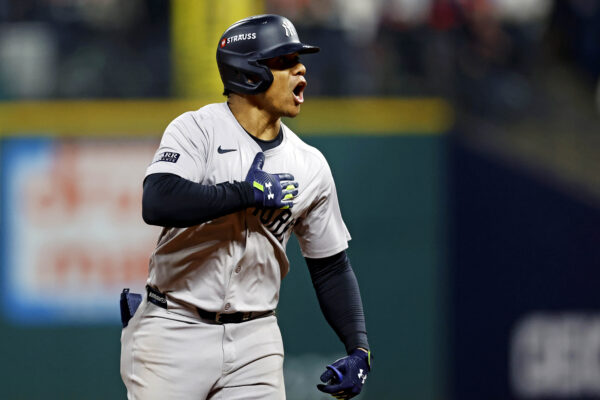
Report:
227,95,281,141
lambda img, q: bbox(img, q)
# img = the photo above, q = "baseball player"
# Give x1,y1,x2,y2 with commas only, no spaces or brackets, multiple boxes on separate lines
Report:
120,14,371,400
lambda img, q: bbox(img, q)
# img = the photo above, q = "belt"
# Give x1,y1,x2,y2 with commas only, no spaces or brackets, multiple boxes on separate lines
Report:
146,285,275,324
195,308,275,324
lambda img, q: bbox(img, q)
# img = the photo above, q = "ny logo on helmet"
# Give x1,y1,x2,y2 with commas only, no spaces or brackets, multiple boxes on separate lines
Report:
281,20,296,38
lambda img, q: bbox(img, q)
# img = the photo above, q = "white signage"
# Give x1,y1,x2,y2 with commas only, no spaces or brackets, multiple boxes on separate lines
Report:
511,312,600,397
1,138,160,324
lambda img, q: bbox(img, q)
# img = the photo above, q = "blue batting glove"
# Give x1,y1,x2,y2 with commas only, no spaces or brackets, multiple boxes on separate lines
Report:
317,349,371,399
245,152,298,209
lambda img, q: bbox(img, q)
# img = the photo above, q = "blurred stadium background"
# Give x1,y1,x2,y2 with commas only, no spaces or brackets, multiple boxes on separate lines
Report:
0,0,599,399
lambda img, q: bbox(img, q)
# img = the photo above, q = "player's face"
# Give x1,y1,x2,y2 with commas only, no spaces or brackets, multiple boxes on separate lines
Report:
258,53,307,118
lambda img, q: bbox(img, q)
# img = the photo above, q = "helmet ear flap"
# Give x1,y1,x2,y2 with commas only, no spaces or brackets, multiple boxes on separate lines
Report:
242,61,273,90
220,60,274,95
246,60,274,93
232,68,259,87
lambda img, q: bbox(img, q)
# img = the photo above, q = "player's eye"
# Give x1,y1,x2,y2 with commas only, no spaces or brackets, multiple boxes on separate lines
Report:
262,55,300,70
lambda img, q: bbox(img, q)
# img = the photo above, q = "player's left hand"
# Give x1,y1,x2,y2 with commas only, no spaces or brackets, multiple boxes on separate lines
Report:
317,349,371,399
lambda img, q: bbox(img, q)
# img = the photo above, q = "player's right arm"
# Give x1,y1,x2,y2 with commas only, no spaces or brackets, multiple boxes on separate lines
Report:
142,173,254,227
143,115,296,227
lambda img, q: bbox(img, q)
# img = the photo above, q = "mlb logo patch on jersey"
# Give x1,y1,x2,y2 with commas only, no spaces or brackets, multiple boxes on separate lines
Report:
153,152,180,163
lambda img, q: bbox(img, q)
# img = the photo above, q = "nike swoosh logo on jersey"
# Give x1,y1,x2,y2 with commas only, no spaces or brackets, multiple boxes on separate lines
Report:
217,146,237,154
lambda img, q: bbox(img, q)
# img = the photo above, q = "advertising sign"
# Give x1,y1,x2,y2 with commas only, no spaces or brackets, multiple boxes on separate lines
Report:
1,138,160,324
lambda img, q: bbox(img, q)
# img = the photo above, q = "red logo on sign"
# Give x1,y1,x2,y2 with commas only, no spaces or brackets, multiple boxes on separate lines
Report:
220,38,226,48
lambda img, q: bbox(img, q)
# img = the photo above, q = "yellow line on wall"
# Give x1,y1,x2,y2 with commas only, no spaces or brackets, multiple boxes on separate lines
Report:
287,97,453,135
0,98,453,137
0,99,213,137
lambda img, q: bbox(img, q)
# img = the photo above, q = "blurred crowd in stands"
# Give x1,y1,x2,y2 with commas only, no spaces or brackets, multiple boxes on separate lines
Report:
0,0,170,99
1,0,599,119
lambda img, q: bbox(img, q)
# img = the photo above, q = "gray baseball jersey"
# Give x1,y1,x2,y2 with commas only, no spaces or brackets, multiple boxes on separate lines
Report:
144,101,351,314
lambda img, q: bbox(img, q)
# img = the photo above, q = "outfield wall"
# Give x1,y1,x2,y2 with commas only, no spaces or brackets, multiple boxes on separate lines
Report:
0,98,450,399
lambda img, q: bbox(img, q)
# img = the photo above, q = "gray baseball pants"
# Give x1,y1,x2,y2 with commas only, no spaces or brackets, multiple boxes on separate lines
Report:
120,297,286,399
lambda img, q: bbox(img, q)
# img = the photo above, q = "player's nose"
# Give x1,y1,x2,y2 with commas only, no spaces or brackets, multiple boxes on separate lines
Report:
293,62,306,76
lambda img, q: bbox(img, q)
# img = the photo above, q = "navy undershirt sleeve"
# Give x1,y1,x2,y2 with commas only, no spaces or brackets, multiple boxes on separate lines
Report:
305,251,370,354
142,173,255,227
143,126,284,228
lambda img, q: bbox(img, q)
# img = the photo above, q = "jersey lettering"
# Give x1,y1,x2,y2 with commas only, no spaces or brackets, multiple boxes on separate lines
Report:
253,208,295,242
274,220,295,242
266,209,292,232
255,208,275,224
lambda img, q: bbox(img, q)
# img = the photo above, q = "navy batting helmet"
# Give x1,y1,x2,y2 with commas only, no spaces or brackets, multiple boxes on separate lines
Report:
216,14,319,95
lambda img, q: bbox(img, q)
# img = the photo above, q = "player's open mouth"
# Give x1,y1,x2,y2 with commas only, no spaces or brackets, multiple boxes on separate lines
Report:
293,81,306,104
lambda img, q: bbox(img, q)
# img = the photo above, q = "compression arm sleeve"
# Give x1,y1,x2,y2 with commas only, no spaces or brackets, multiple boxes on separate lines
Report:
305,250,370,353
142,173,255,227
